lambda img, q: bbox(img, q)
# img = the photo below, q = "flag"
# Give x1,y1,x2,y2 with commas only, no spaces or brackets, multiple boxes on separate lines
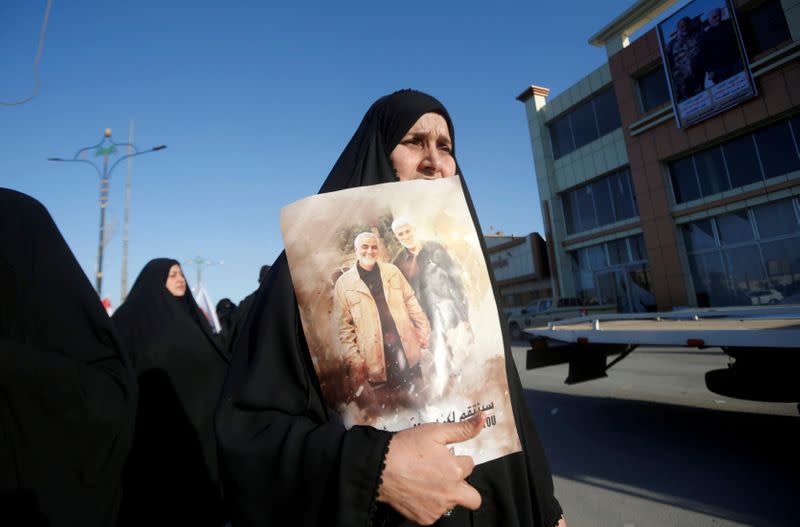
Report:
192,286,222,334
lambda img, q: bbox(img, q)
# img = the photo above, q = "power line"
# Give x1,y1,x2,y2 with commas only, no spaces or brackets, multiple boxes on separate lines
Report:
1,0,53,107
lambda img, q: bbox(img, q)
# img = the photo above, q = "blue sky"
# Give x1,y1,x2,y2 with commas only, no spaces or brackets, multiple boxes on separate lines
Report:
2,0,681,307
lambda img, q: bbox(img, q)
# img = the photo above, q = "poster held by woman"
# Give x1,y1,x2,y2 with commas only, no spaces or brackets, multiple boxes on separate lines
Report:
280,177,521,464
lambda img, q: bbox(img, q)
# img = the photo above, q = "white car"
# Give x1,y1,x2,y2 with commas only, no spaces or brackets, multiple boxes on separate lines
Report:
748,289,784,305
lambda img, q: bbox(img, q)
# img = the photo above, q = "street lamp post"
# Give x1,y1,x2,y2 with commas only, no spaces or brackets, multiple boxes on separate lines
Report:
49,128,166,297
184,256,223,290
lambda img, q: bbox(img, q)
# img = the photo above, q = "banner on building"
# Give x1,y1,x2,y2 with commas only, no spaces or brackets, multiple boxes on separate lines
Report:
657,0,756,128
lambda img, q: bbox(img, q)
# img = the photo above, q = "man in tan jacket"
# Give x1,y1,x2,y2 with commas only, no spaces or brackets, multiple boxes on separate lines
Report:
334,232,431,396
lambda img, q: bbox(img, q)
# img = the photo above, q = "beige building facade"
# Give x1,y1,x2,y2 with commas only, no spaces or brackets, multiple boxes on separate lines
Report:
485,232,552,313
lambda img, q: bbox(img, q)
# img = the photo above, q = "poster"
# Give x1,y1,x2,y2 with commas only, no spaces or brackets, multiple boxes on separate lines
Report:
280,177,521,464
657,0,756,128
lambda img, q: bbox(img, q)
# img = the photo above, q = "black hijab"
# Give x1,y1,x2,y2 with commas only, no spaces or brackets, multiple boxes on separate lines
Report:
216,298,237,337
216,90,562,526
0,188,136,526
113,258,229,526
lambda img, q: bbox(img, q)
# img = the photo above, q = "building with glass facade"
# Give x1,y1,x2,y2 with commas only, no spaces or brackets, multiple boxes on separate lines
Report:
518,0,800,312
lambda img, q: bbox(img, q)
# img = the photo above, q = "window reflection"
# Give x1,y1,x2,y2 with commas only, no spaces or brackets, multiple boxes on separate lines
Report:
683,198,800,307
637,66,670,113
548,88,622,159
570,235,654,312
753,199,800,238
670,115,800,204
670,157,701,203
753,122,800,180
683,219,716,252
716,211,754,244
562,168,638,235
722,135,762,188
694,147,730,197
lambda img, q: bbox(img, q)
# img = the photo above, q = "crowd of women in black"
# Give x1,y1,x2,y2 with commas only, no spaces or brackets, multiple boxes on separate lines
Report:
1,90,567,526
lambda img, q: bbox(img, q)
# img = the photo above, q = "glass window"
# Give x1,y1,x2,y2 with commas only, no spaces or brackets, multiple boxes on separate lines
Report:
630,234,648,262
716,211,754,245
591,178,615,225
761,238,800,302
607,238,629,265
723,134,763,188
792,116,800,147
739,0,792,59
683,219,716,252
550,115,573,159
562,169,638,235
575,185,598,232
628,264,657,312
694,147,730,197
670,157,701,203
753,199,800,238
562,194,577,234
609,170,637,220
688,251,733,307
753,121,800,179
586,244,607,270
570,98,599,150
548,88,621,159
594,88,622,136
637,66,670,113
723,245,769,303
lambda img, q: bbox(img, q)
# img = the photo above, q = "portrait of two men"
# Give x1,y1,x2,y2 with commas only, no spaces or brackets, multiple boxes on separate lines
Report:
333,218,473,411
281,177,521,462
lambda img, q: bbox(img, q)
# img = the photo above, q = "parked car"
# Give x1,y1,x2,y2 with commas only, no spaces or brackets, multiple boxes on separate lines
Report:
747,288,784,305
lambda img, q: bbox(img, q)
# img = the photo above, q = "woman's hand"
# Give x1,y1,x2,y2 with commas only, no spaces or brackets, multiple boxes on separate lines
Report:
378,413,483,525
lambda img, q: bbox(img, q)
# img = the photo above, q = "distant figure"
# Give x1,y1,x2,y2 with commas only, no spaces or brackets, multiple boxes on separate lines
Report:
704,7,743,84
667,16,706,100
226,264,272,355
0,188,136,526
113,258,229,526
216,297,238,337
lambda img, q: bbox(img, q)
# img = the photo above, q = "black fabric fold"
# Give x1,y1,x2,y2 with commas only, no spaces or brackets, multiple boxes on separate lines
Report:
0,188,136,526
215,90,562,526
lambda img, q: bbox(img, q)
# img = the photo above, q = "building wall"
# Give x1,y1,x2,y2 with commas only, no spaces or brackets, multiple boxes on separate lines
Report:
521,0,800,311
484,233,552,310
610,14,800,308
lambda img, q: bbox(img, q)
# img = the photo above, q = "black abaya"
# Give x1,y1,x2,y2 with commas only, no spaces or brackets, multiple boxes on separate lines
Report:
215,90,563,526
112,258,229,526
0,188,137,526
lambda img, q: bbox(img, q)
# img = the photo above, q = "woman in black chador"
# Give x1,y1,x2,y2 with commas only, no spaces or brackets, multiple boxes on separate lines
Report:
215,90,566,526
113,258,229,526
0,188,137,526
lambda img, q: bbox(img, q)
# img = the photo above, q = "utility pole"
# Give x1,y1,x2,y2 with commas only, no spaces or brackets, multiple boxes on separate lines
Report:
49,129,166,297
121,120,134,303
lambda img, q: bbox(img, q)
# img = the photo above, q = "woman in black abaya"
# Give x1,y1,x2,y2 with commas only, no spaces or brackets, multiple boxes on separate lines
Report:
113,258,229,526
216,90,565,526
0,188,137,526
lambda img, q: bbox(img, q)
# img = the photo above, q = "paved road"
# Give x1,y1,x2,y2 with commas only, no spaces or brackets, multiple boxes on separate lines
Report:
512,345,799,527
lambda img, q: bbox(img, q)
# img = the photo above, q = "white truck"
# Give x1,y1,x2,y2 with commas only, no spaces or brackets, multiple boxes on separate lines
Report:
506,297,616,340
523,304,800,403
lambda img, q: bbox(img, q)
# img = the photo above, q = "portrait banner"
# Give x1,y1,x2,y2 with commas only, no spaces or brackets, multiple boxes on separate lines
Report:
657,0,756,128
280,177,521,464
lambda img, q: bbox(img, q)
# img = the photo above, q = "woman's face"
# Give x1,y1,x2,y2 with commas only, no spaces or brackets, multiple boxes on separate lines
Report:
390,112,456,181
165,264,187,297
